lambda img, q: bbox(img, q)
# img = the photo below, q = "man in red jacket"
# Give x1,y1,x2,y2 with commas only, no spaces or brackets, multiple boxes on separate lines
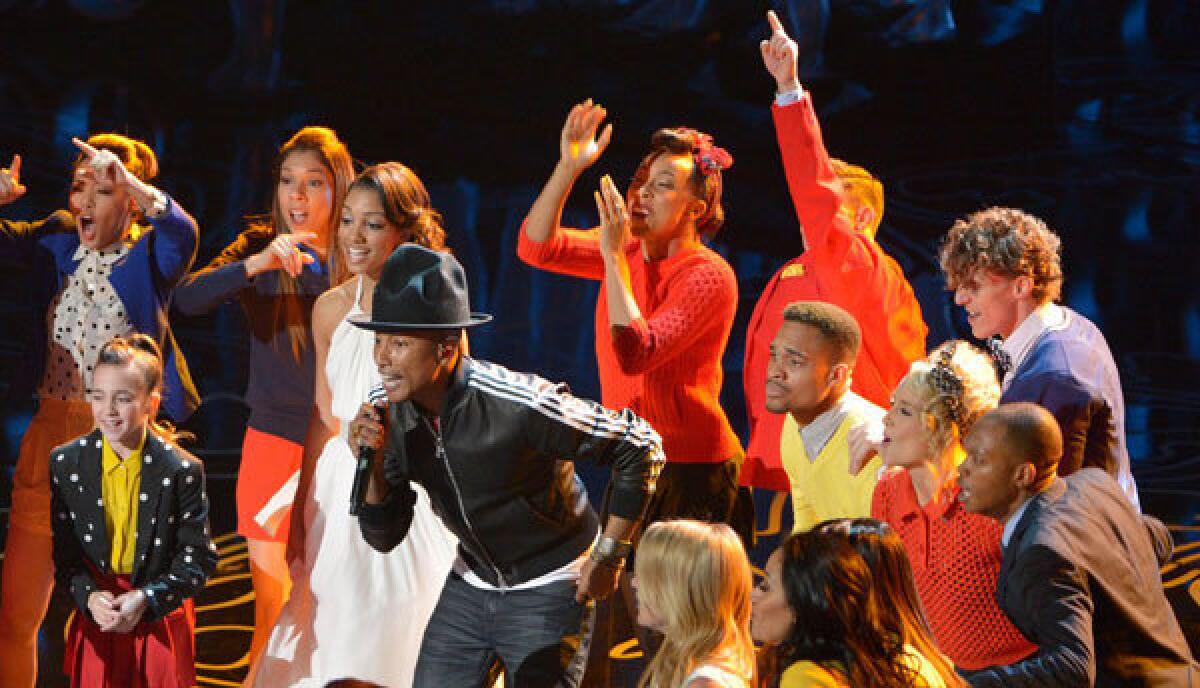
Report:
742,11,928,490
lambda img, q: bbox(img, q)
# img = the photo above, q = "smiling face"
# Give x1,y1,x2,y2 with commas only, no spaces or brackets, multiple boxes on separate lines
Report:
953,268,1026,340
88,362,158,452
277,149,335,243
750,549,795,646
879,377,936,469
957,418,1024,520
628,152,703,244
69,164,134,250
339,187,405,279
765,321,844,422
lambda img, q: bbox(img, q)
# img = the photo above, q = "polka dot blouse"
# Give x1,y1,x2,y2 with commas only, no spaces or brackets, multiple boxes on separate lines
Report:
39,242,135,400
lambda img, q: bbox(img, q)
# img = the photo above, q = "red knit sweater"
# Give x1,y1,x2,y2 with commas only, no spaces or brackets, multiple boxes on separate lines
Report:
518,225,741,463
872,469,1036,670
741,96,927,490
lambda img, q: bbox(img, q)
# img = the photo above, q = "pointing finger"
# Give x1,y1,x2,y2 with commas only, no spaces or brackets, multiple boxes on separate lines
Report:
10,154,20,182
72,137,100,158
766,9,785,36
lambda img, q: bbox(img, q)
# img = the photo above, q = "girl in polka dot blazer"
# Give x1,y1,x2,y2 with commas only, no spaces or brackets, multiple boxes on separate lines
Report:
49,334,216,688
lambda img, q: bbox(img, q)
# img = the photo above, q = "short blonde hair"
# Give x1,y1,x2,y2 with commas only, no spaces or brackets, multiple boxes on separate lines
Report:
832,158,884,235
635,520,755,688
939,206,1064,304
898,340,1000,456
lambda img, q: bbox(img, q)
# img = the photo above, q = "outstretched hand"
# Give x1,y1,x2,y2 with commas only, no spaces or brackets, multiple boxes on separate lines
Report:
560,99,612,175
760,10,801,94
0,154,27,205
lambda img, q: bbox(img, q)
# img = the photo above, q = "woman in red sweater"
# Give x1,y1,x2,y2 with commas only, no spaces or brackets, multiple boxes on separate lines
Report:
870,341,1035,673
519,100,744,536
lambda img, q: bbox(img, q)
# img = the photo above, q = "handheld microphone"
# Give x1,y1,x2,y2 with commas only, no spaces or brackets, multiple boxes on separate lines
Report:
350,383,389,516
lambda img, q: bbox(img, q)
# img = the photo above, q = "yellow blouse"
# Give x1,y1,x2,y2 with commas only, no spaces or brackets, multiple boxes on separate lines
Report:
101,433,145,574
780,651,948,688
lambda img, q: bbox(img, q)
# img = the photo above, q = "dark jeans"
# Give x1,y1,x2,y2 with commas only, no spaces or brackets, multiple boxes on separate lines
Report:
413,571,595,688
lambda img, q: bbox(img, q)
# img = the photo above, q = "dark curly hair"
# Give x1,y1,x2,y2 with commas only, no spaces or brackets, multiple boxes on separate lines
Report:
939,206,1063,304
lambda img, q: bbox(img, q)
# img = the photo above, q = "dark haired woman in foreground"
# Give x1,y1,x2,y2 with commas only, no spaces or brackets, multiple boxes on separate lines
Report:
751,518,962,687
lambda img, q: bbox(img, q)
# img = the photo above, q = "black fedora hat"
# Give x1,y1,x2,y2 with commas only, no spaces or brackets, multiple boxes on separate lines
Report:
351,244,492,332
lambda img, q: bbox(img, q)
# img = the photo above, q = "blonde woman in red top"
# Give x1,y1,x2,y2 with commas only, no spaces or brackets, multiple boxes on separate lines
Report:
519,102,744,535
870,341,1036,673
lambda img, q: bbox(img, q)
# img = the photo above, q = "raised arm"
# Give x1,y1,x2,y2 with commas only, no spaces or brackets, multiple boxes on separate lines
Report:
760,12,855,262
0,154,27,206
72,137,199,286
517,100,612,279
0,153,75,266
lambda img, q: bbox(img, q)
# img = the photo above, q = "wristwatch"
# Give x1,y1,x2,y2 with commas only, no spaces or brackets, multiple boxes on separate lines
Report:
590,535,632,568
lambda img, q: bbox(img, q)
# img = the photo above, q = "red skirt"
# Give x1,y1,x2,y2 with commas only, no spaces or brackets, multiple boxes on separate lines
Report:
64,570,197,688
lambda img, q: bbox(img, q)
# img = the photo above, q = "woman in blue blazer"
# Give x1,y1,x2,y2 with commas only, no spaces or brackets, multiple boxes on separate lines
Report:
0,135,199,687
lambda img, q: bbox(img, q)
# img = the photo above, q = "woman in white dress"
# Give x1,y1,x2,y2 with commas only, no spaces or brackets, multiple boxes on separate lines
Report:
253,162,458,687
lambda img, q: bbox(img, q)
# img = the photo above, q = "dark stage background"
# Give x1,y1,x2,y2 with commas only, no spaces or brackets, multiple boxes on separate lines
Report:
1,1,1198,686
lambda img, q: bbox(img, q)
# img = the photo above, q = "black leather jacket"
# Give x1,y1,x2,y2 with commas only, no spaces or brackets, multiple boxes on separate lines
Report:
358,357,664,587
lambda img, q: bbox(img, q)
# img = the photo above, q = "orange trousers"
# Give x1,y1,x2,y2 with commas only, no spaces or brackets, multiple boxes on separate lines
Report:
1,398,95,688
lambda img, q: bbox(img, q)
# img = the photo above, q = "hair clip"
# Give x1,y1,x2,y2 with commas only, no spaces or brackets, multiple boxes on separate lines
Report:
928,344,965,425
685,130,733,176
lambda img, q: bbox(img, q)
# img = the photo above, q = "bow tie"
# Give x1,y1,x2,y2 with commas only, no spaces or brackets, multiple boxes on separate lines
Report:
985,336,1013,377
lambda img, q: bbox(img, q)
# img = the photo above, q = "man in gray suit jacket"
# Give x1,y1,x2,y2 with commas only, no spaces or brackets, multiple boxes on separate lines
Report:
957,402,1197,686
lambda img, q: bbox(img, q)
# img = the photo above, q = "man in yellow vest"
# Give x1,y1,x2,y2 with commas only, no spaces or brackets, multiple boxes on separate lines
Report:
765,301,885,532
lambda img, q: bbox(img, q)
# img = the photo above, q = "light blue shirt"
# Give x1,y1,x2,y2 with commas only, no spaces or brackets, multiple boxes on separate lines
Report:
1001,497,1034,548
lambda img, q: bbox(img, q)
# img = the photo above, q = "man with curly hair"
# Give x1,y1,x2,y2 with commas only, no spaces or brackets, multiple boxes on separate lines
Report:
939,206,1139,508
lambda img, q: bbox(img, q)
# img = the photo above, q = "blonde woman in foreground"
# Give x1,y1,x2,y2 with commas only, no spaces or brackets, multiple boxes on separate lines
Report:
633,520,756,688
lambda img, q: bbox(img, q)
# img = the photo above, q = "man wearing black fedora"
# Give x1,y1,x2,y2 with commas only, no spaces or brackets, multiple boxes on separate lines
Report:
348,244,665,687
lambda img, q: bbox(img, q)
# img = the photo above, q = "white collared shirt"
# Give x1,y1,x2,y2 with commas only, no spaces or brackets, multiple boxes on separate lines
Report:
799,390,882,463
40,242,134,400
1001,496,1034,549
1000,302,1069,390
